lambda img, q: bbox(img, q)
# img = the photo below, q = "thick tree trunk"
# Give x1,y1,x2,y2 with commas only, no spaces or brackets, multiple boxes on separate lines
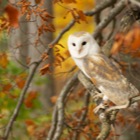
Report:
28,0,55,109
40,0,55,109
19,16,29,68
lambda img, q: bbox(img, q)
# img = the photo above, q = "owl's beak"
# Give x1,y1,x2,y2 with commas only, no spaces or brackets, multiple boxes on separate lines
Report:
78,48,83,54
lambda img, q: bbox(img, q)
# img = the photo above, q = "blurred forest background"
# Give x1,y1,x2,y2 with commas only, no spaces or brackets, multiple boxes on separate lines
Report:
0,0,140,140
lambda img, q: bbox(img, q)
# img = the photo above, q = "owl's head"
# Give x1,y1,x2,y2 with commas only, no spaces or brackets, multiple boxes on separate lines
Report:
68,31,100,59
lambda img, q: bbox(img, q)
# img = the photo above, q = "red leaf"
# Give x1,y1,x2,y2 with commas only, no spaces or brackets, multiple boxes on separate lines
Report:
4,4,20,28
40,64,51,75
35,0,42,4
16,78,25,89
24,91,38,108
3,84,12,92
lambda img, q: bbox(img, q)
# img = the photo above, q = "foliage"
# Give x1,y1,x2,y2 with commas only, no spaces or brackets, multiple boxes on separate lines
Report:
111,24,140,58
0,0,140,140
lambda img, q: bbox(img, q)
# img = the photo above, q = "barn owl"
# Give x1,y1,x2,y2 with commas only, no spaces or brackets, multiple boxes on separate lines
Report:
68,31,139,112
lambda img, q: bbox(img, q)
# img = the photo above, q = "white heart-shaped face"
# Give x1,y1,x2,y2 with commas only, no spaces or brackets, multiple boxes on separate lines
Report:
68,32,100,59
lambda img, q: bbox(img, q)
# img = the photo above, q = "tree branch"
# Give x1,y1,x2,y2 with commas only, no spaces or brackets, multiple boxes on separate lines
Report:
79,4,140,140
46,73,79,140
129,0,140,7
85,0,117,16
3,62,40,140
73,92,90,140
93,0,125,39
46,0,119,54
46,106,58,140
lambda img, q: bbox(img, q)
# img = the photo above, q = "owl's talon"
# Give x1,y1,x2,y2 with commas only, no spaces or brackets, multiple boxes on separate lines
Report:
106,100,130,113
93,103,106,114
92,93,103,99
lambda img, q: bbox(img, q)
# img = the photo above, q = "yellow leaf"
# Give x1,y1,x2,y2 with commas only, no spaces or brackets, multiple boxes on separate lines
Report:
0,53,8,68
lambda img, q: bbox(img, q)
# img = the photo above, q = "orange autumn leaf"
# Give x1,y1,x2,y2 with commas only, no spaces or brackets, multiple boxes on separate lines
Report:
16,79,25,89
26,57,31,65
111,25,140,57
4,4,20,28
83,126,90,133
87,104,98,122
56,53,65,62
16,74,27,89
41,52,49,61
24,91,38,108
40,64,51,75
25,119,36,126
64,50,70,57
76,10,87,23
124,26,140,50
110,33,124,55
54,53,66,67
0,53,8,68
136,123,140,131
50,96,58,103
3,84,12,92
25,119,37,136
35,0,42,4
0,114,5,119
66,8,87,23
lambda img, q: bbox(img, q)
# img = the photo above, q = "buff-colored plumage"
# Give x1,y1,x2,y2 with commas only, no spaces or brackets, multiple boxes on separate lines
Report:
68,31,139,111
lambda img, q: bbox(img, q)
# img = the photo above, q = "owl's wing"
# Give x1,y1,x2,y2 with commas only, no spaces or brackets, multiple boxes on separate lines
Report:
83,53,139,105
84,53,122,83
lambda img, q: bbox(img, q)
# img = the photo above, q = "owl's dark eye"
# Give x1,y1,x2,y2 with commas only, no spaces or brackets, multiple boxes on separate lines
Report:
82,41,87,46
72,43,76,46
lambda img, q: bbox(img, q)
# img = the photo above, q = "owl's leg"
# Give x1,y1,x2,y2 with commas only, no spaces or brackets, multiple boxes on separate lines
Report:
93,95,109,114
106,100,130,113
94,103,106,114
92,93,104,99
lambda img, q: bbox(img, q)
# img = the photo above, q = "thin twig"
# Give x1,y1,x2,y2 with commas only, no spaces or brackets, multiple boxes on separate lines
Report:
106,18,116,40
73,92,90,140
85,0,117,16
46,106,58,140
93,0,126,38
49,21,75,47
3,61,40,140
107,2,116,40
94,0,103,44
